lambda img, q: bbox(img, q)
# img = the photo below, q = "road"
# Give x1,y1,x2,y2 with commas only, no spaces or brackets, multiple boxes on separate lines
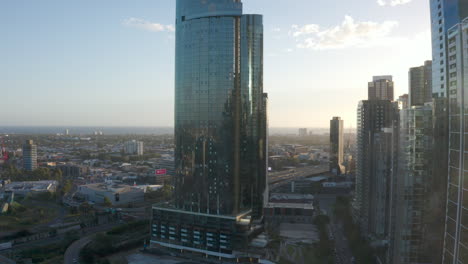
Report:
315,194,354,264
63,223,121,264
64,236,91,264
331,221,354,264
268,165,328,190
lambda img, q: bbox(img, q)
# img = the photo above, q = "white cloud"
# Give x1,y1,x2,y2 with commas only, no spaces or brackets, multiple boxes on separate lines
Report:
291,16,399,50
272,27,281,32
377,0,412,6
122,18,175,32
290,24,320,37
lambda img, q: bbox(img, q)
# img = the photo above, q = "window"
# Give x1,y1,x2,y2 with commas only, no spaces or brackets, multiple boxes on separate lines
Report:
449,184,460,202
460,227,468,249
447,217,457,236
448,201,457,220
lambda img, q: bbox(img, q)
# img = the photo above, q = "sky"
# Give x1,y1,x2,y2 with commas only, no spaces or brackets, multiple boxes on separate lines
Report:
1,0,431,128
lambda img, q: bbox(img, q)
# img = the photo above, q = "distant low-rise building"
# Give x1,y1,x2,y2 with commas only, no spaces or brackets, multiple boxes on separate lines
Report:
265,193,315,224
4,180,58,196
57,163,89,178
298,128,308,137
78,183,147,206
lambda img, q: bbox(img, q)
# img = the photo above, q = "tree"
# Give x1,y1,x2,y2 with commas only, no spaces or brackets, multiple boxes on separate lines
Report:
144,185,173,201
51,168,62,182
61,180,73,195
103,197,112,207
2,164,22,181
31,168,51,181
93,234,114,256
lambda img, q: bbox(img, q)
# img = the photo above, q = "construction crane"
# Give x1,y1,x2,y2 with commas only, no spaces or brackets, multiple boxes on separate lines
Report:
0,136,8,162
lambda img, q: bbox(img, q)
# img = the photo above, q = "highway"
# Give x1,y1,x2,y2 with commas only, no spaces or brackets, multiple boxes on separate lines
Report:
64,236,92,264
64,223,121,264
268,164,329,190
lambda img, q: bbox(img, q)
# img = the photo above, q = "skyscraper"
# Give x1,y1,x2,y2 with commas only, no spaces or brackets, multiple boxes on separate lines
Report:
368,76,394,101
442,19,468,263
354,77,399,262
428,2,468,263
330,116,344,175
430,0,468,98
392,103,438,264
354,100,399,237
398,94,409,110
23,140,37,171
151,0,267,259
409,61,432,106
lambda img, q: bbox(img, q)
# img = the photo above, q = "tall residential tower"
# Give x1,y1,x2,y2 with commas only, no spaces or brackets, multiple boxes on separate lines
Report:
430,0,468,98
330,116,344,175
409,61,432,106
442,19,468,264
368,76,394,101
23,140,37,172
354,76,399,262
151,0,267,259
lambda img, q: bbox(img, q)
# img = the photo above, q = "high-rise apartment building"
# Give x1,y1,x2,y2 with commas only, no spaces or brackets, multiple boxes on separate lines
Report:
151,0,267,259
23,140,37,171
392,104,439,264
124,140,144,156
409,61,432,106
354,100,399,242
368,76,394,101
430,0,468,98
441,19,468,263
428,1,468,263
330,117,344,175
398,94,409,110
354,76,399,262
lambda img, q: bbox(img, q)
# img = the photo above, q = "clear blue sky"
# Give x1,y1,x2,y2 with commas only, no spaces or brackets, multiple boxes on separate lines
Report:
1,0,431,128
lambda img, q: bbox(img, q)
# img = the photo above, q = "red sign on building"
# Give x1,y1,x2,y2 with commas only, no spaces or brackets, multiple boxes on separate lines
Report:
155,169,167,175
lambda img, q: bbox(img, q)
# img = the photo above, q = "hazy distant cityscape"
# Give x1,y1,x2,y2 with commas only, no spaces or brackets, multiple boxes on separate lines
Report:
0,127,338,136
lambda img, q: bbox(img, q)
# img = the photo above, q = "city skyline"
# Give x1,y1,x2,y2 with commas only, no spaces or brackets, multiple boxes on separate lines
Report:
2,0,430,128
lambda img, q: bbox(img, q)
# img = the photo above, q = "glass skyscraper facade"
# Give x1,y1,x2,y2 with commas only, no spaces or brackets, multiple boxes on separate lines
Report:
430,0,468,98
443,19,468,264
392,105,438,264
151,0,266,259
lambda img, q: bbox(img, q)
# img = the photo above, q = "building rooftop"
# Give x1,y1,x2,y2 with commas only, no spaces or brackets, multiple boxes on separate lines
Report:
266,202,314,210
81,183,143,194
4,180,58,193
